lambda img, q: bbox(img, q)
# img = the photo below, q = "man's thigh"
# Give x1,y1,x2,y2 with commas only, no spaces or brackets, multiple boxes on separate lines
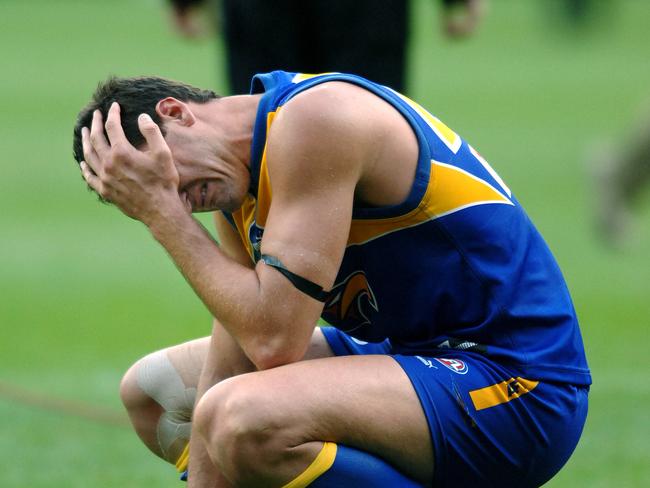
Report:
207,354,434,484
298,328,586,486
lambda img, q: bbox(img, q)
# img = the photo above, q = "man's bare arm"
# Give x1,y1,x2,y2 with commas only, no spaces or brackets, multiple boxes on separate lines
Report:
80,104,309,368
80,97,364,370
81,88,371,485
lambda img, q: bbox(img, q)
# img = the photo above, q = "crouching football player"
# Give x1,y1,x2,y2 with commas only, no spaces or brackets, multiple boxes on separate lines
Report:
73,71,591,487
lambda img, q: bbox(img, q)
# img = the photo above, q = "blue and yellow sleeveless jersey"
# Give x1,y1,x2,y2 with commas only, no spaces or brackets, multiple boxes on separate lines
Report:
224,71,591,386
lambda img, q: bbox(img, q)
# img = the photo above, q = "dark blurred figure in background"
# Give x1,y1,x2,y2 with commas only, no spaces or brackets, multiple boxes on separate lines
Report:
589,106,650,248
541,0,618,31
168,0,486,94
563,0,595,24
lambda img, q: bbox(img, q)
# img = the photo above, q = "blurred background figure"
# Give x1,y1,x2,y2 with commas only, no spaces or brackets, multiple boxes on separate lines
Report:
589,105,650,248
167,0,486,94
560,0,597,24
540,0,618,31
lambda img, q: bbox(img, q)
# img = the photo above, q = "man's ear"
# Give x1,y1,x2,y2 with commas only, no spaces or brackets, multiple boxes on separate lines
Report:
155,97,196,127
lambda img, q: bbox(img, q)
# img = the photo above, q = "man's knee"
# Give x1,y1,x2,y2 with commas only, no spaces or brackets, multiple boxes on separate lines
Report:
119,358,148,410
120,349,196,463
194,375,286,484
126,349,197,409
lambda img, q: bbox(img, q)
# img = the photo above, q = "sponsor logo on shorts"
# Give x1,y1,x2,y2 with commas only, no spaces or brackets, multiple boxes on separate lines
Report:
434,357,469,374
415,356,438,369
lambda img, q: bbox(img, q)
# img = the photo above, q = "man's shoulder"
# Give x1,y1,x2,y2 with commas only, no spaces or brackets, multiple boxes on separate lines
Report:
264,80,418,206
261,83,377,198
276,81,387,135
267,82,377,167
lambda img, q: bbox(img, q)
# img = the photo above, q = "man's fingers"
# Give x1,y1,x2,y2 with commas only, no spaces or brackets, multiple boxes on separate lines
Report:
81,127,102,175
137,113,168,157
104,102,131,149
89,109,110,158
80,161,104,196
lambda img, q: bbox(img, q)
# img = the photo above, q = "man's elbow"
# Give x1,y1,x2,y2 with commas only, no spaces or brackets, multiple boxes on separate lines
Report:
246,335,308,371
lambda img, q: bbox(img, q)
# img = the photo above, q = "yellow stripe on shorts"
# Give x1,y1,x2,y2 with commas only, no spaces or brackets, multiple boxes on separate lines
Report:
469,377,539,411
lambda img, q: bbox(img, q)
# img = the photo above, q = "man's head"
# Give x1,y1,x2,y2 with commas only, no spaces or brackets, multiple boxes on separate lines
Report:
72,76,219,165
73,76,257,213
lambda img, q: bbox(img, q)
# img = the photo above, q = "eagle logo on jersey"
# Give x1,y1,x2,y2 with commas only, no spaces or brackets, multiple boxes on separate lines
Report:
248,220,264,262
322,271,378,333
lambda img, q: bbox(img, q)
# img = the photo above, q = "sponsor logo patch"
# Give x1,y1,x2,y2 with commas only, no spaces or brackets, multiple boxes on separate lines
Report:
350,337,369,346
415,356,438,369
434,357,469,374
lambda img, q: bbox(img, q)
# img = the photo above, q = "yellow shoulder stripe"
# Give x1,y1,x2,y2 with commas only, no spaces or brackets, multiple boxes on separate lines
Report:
230,109,280,258
255,109,278,228
231,194,258,259
347,161,512,246
469,377,539,411
281,442,338,488
390,90,461,153
427,162,513,218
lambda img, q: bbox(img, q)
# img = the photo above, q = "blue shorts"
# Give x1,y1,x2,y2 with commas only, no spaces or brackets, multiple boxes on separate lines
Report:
322,327,589,487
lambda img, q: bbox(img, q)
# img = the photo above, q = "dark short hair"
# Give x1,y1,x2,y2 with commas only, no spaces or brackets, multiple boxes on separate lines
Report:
72,76,219,164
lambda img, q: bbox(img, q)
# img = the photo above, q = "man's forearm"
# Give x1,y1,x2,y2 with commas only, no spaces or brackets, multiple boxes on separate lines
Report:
147,205,264,355
146,203,318,369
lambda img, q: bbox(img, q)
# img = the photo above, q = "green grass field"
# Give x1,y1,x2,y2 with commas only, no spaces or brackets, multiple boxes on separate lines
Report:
1,0,649,486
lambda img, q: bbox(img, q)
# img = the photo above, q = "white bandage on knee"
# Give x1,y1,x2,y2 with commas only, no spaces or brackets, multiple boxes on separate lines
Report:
136,349,197,463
